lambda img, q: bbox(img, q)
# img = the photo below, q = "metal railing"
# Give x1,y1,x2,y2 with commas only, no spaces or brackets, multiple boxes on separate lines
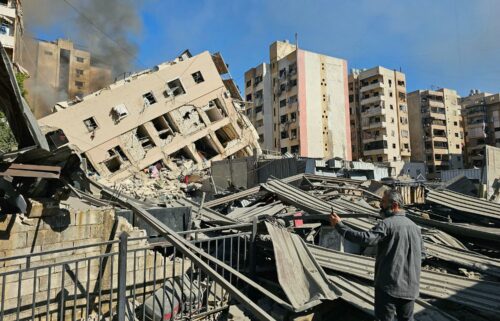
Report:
0,223,257,321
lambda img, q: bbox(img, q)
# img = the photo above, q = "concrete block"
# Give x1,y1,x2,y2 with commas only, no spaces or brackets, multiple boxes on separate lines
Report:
0,231,27,250
74,209,104,226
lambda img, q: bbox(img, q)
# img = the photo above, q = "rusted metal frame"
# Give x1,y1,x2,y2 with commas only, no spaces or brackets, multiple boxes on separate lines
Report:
0,163,61,178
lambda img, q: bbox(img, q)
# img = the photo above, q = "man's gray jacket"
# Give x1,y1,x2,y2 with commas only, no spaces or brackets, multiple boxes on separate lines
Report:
335,211,424,300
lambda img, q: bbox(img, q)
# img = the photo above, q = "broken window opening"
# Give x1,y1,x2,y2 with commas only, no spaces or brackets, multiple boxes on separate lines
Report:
46,129,69,149
194,137,218,160
135,125,156,150
169,147,195,163
143,91,157,106
215,125,237,147
164,112,181,133
83,117,99,132
111,103,129,122
192,71,205,84
165,79,186,97
104,157,122,173
152,116,174,140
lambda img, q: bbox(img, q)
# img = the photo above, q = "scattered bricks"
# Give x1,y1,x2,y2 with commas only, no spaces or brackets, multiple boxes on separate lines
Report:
0,231,27,250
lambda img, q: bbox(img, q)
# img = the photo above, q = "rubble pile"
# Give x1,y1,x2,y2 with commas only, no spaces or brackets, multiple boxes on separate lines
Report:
98,159,209,201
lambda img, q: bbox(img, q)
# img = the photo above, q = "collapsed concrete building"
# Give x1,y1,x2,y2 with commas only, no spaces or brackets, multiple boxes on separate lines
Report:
38,50,261,183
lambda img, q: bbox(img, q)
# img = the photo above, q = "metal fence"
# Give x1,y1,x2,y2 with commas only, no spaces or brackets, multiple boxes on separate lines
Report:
0,223,254,321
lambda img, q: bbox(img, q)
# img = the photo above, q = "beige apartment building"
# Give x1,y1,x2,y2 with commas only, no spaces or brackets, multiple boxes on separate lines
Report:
0,0,22,62
461,90,500,167
244,40,351,160
24,38,112,118
39,50,261,182
349,67,411,163
407,89,464,178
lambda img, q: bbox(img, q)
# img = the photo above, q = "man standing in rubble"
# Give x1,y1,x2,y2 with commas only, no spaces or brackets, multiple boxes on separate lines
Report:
329,189,424,321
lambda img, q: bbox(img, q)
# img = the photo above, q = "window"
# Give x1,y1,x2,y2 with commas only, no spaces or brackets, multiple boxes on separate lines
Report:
280,99,287,108
291,112,297,122
453,121,458,126
392,143,396,148
455,133,459,137
111,104,129,121
166,78,186,96
401,130,409,138
76,57,85,63
288,79,297,89
143,91,157,106
281,147,288,154
390,104,394,110
76,69,84,77
397,80,405,86
456,144,460,149
388,79,392,87
389,92,393,97
291,145,299,154
404,143,409,149
280,115,288,123
191,71,204,84
349,95,354,103
83,117,98,132
246,80,251,87
280,131,288,139
75,81,84,89
246,94,252,101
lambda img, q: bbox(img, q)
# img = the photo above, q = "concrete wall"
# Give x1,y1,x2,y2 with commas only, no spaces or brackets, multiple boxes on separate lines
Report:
0,203,172,321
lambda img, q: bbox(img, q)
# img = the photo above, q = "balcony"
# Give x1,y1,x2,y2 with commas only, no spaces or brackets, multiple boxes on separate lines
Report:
0,4,16,19
0,33,14,48
360,95,383,105
362,134,387,143
427,100,445,108
363,148,389,156
361,106,384,116
362,121,386,130
360,82,384,93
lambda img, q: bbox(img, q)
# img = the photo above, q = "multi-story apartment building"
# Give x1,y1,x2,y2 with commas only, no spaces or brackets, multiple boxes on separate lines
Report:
25,38,112,118
39,50,261,182
0,0,22,62
407,89,464,178
349,67,411,163
244,40,351,160
461,90,500,167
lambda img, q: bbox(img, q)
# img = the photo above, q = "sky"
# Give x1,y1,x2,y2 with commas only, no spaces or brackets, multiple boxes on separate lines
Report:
24,0,500,97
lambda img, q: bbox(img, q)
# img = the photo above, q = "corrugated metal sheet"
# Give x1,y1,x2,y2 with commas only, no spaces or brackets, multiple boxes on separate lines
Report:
440,168,482,182
204,174,304,208
331,275,459,321
424,242,500,278
167,197,235,223
227,201,286,222
309,244,500,314
265,223,339,311
426,189,500,221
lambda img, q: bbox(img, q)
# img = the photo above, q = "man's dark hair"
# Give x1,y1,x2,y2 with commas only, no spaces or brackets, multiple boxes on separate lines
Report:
385,189,404,208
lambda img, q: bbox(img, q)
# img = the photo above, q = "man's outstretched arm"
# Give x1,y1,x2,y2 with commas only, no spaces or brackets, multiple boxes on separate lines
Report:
329,213,387,246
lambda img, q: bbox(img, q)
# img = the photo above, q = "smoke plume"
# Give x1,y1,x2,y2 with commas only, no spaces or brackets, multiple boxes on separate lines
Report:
23,0,145,76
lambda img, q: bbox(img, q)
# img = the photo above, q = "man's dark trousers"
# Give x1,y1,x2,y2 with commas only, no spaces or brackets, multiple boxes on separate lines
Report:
375,289,415,321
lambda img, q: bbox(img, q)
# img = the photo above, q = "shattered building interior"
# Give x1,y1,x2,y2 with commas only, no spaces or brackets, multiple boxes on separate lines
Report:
0,41,500,321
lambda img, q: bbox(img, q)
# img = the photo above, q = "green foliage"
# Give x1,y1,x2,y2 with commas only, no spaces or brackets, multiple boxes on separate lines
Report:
0,112,17,153
15,72,28,98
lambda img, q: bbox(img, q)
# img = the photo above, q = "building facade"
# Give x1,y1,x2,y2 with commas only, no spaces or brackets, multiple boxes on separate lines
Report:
39,50,261,182
349,67,411,163
407,88,464,178
461,90,500,167
0,0,22,62
244,40,351,160
24,38,112,118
